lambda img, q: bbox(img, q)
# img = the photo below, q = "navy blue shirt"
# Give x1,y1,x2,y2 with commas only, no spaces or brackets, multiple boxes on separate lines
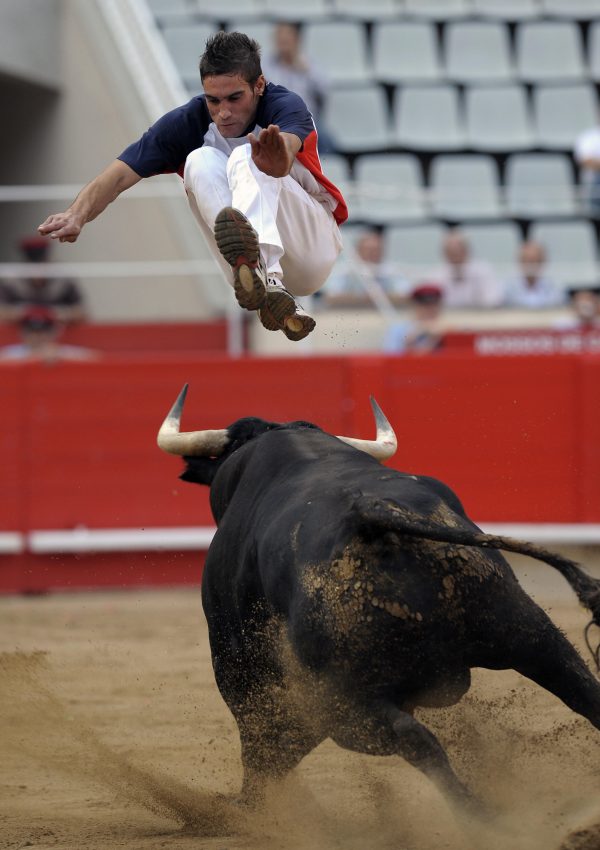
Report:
118,83,315,179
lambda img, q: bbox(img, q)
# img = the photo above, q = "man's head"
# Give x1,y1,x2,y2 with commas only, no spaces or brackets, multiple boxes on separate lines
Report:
19,235,50,263
273,22,302,64
518,240,546,283
355,230,385,265
19,306,58,349
200,32,266,138
442,230,469,267
568,286,600,324
410,283,444,319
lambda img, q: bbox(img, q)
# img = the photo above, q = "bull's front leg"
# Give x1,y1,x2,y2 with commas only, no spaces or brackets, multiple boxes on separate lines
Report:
235,687,325,805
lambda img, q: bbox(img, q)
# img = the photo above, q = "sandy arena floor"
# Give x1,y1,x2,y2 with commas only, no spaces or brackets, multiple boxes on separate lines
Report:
1,564,599,850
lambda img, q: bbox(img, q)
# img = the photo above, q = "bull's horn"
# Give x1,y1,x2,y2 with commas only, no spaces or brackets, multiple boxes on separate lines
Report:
157,384,229,457
337,397,397,461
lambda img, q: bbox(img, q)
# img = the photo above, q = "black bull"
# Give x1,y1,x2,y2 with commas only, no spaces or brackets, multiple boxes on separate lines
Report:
158,388,600,813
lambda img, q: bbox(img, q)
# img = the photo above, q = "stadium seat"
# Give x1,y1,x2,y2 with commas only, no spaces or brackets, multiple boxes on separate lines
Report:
161,23,218,90
331,0,400,20
303,22,372,85
429,154,503,220
529,219,599,289
444,21,514,84
226,20,274,50
147,0,196,26
193,0,262,18
505,153,578,218
354,153,427,224
515,21,586,82
263,0,331,20
320,153,355,217
465,84,534,151
470,0,541,20
587,21,600,81
540,0,600,19
323,85,393,152
403,0,471,18
393,84,465,151
533,83,599,150
384,222,447,282
460,220,522,277
373,21,442,84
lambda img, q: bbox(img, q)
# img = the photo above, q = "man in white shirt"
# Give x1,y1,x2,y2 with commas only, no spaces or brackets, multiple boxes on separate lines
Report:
504,240,565,308
574,124,600,217
429,230,504,308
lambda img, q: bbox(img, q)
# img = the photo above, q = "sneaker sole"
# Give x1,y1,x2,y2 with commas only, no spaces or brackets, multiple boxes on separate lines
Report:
258,288,297,331
214,207,266,311
283,314,316,342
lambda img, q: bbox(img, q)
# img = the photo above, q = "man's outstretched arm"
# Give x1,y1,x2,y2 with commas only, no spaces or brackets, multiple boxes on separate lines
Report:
38,160,142,243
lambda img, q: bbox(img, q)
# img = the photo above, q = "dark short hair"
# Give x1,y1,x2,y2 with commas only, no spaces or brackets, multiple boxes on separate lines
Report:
200,31,262,85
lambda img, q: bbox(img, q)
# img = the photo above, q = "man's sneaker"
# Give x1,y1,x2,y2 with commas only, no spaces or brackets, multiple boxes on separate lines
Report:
258,280,317,342
214,207,266,311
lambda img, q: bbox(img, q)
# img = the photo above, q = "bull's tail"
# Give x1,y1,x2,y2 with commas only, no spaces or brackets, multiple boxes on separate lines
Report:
354,496,600,629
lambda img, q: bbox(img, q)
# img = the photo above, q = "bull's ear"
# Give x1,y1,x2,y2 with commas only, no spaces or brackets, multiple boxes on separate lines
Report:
157,384,230,457
336,397,397,461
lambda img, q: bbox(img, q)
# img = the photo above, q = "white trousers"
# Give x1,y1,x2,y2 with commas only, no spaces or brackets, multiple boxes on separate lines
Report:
183,143,342,296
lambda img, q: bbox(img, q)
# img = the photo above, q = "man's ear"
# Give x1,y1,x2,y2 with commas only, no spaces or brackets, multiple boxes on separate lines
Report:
255,74,266,96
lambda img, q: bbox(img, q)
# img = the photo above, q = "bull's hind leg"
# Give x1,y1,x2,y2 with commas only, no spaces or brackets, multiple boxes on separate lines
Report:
509,617,600,731
385,707,484,816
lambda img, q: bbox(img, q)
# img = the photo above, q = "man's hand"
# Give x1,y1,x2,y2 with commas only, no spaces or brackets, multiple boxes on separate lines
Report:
248,124,300,178
38,211,85,243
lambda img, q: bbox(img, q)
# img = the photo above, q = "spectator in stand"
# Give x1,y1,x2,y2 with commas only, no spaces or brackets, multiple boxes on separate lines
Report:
554,285,600,331
574,122,600,218
0,306,96,363
322,229,410,308
261,22,337,154
0,236,86,324
504,240,565,309
428,229,504,308
383,283,446,354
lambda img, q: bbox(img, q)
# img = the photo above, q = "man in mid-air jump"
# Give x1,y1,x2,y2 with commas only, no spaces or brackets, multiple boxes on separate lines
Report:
38,31,347,341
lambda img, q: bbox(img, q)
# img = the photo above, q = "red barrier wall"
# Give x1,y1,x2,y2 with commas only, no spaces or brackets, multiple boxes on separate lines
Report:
1,352,600,590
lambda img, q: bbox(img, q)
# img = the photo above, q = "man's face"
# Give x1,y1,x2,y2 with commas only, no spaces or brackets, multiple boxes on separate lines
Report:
203,73,265,138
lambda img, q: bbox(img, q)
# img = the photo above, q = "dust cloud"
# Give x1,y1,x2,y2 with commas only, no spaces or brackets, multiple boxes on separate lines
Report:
0,588,598,850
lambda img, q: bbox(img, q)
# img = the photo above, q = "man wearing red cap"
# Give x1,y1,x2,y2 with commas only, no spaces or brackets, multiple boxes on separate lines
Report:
0,236,85,325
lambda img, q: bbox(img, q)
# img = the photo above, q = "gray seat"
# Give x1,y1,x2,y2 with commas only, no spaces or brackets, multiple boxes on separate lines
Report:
470,0,541,20
403,0,471,18
586,21,600,81
161,23,218,90
429,155,503,220
226,20,274,50
505,153,578,218
193,0,263,17
323,85,393,153
304,21,372,85
354,153,427,224
540,0,600,18
331,0,400,20
394,84,465,151
529,219,599,289
373,21,442,84
533,84,599,150
384,222,447,282
465,84,534,151
516,21,586,82
320,154,356,219
263,0,331,19
147,0,196,26
460,221,522,277
444,21,514,84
